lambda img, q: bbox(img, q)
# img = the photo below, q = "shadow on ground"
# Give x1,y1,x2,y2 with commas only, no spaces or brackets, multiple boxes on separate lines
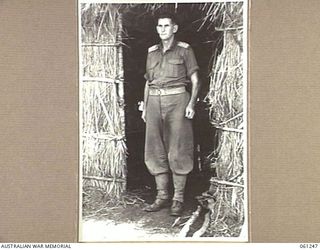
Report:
81,172,211,241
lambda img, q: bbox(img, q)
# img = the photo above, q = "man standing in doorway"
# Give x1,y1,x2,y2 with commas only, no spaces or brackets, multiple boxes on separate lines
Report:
142,12,200,216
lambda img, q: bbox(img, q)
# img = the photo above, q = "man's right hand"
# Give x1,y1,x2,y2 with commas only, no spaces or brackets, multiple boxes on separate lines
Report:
141,110,146,123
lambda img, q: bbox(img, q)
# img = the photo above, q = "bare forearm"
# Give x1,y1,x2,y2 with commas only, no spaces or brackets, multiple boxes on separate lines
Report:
185,72,200,119
143,82,149,109
189,72,200,107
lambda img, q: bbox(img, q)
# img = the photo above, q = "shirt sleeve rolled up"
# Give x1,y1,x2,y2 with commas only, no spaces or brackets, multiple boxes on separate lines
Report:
184,47,199,77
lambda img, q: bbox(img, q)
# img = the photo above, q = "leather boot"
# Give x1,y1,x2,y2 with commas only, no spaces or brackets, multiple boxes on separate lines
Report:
171,174,187,216
144,198,170,212
144,173,170,212
170,200,183,216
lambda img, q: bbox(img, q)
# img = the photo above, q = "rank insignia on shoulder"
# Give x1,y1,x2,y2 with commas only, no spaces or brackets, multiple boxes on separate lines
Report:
177,41,190,49
148,45,159,53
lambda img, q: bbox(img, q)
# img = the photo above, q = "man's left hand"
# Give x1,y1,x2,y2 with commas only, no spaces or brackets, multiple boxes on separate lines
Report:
185,103,195,119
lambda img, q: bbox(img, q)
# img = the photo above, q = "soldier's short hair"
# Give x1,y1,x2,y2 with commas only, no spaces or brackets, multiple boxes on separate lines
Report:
156,12,178,25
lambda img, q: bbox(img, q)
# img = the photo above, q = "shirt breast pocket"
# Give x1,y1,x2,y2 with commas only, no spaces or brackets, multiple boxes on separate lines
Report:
167,58,184,77
147,60,159,80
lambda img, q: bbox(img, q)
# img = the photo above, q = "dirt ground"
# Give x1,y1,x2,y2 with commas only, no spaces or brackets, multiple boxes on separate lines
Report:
81,173,211,241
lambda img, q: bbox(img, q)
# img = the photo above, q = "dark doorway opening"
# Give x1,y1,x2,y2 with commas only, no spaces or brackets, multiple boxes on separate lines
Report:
122,4,222,205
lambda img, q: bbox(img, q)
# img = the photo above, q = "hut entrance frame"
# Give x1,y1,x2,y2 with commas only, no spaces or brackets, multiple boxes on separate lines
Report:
80,2,247,239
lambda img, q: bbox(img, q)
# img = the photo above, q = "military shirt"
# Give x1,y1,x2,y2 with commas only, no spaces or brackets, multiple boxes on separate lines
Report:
144,40,199,88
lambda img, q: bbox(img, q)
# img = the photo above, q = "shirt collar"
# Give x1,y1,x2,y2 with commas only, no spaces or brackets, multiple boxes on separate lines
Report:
159,38,177,53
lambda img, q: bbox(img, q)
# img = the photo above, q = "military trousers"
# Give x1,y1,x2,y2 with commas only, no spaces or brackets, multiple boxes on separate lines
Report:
144,91,194,176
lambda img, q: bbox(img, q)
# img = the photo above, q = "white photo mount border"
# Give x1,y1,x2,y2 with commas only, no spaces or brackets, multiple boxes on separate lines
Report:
78,0,248,242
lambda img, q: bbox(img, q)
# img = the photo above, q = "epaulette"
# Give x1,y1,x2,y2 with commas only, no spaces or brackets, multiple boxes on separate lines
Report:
148,44,159,53
177,41,190,49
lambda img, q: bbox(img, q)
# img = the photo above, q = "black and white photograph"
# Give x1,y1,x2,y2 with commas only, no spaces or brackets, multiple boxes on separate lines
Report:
79,0,248,242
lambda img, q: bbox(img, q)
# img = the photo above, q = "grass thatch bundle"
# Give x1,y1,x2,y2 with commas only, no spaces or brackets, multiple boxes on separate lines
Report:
202,2,245,237
204,179,244,237
81,3,127,199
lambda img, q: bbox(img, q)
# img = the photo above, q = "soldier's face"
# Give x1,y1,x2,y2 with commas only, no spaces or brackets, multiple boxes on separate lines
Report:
156,18,178,41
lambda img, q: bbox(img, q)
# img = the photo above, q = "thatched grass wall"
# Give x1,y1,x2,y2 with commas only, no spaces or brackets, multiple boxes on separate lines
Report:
81,4,127,198
203,2,245,237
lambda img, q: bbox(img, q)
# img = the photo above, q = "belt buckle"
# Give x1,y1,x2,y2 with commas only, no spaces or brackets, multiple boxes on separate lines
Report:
158,89,163,95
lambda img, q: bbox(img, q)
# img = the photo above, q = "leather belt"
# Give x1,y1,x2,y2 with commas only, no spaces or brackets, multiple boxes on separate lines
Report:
149,86,186,96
